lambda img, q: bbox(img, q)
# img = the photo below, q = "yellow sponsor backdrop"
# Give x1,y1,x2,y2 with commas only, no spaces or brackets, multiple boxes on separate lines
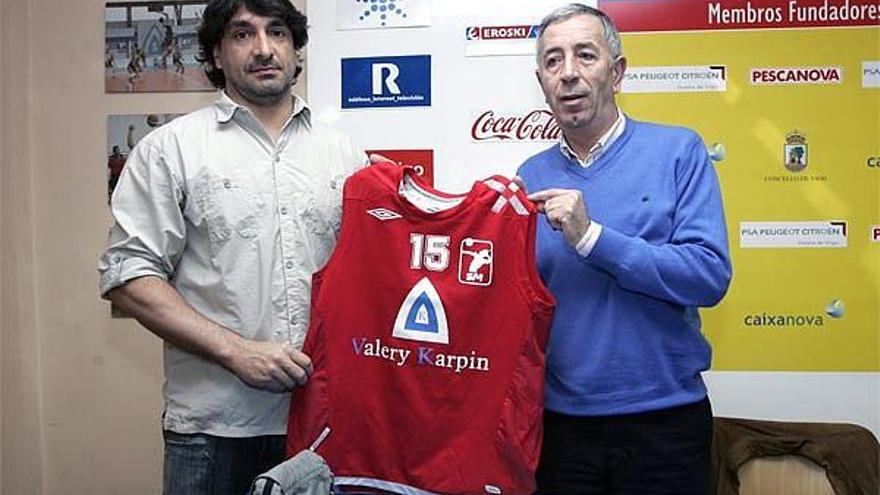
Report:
617,27,879,370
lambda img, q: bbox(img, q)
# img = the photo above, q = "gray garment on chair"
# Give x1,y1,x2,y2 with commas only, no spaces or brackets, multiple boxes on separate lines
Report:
250,449,333,495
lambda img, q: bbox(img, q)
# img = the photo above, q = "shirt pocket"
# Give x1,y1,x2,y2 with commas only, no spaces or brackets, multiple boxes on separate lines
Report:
292,172,345,239
193,170,269,245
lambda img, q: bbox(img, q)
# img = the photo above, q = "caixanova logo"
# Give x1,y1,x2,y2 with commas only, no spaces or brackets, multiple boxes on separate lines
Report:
471,109,562,142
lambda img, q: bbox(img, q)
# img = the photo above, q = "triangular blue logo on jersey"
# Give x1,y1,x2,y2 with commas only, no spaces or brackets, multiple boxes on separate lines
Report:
393,277,449,344
404,292,439,333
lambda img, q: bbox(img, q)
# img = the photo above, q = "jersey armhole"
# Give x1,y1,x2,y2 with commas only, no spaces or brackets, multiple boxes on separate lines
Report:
311,183,359,287
521,211,556,316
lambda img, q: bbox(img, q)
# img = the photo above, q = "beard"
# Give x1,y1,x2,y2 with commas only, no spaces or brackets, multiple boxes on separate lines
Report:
229,62,296,107
237,79,291,106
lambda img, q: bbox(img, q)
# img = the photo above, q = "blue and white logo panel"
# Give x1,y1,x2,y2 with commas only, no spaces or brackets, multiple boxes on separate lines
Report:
341,55,431,109
336,0,432,30
393,277,449,344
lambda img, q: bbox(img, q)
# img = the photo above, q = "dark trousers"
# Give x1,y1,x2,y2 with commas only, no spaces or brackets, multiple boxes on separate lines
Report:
536,398,713,495
163,431,286,495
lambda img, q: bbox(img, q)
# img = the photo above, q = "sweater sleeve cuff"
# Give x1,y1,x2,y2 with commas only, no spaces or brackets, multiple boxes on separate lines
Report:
575,221,603,258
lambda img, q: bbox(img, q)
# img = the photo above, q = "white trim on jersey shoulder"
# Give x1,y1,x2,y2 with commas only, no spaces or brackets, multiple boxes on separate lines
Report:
483,178,506,194
483,179,529,216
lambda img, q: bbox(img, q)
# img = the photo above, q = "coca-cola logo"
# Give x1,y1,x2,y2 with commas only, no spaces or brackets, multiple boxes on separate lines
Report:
471,110,561,142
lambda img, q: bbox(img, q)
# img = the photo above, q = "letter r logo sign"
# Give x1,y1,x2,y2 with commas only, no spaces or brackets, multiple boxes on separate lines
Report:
372,63,401,95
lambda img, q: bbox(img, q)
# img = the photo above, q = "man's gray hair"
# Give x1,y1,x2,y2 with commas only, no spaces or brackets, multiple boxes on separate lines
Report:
536,3,623,60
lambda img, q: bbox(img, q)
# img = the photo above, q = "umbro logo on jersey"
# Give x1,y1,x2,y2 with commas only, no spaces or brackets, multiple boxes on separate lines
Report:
367,208,403,221
459,238,493,286
393,277,449,344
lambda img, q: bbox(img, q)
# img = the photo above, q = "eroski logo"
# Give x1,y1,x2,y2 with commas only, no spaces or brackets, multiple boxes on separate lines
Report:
465,25,538,40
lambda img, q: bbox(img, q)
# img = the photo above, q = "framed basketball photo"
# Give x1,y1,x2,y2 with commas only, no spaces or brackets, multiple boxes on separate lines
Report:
106,112,182,203
106,112,181,318
104,1,212,93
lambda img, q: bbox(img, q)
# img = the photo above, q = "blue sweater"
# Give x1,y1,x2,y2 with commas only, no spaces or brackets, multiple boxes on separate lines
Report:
518,118,731,416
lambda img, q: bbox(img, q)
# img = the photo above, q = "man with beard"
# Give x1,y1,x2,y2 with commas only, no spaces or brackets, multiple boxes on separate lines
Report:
98,1,367,493
518,4,731,494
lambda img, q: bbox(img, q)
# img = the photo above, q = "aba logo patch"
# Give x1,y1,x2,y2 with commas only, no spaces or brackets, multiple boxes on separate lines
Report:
393,277,449,344
458,238,493,286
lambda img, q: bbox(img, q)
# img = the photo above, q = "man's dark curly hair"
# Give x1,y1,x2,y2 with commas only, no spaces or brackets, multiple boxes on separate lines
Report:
197,0,308,89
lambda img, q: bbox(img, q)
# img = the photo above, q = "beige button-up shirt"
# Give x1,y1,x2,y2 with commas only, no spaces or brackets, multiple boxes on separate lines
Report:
99,92,367,436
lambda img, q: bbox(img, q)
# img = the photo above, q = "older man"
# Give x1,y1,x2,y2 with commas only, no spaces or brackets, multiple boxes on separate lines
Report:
518,4,732,494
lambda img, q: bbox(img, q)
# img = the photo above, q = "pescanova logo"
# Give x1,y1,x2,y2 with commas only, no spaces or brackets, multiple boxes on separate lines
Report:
750,66,843,85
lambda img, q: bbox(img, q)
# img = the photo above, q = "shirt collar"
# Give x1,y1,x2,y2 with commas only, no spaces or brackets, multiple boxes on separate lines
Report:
559,109,626,168
213,90,311,126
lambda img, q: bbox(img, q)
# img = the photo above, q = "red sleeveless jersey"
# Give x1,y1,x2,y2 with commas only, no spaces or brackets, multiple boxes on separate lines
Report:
287,163,554,495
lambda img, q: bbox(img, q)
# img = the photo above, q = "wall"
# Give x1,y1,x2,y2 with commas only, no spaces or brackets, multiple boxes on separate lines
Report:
0,0,5,488
1,0,44,492
0,0,305,493
32,1,204,490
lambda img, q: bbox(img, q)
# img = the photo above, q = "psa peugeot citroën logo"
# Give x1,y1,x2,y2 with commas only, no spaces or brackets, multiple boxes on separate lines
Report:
784,130,808,173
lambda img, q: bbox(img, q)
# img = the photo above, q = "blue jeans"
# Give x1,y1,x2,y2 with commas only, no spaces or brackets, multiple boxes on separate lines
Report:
163,430,286,495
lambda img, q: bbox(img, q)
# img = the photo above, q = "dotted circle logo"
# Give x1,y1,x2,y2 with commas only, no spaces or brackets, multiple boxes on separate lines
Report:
356,0,408,26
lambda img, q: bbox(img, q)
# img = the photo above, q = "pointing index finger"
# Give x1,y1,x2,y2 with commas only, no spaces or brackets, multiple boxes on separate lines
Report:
527,189,568,202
